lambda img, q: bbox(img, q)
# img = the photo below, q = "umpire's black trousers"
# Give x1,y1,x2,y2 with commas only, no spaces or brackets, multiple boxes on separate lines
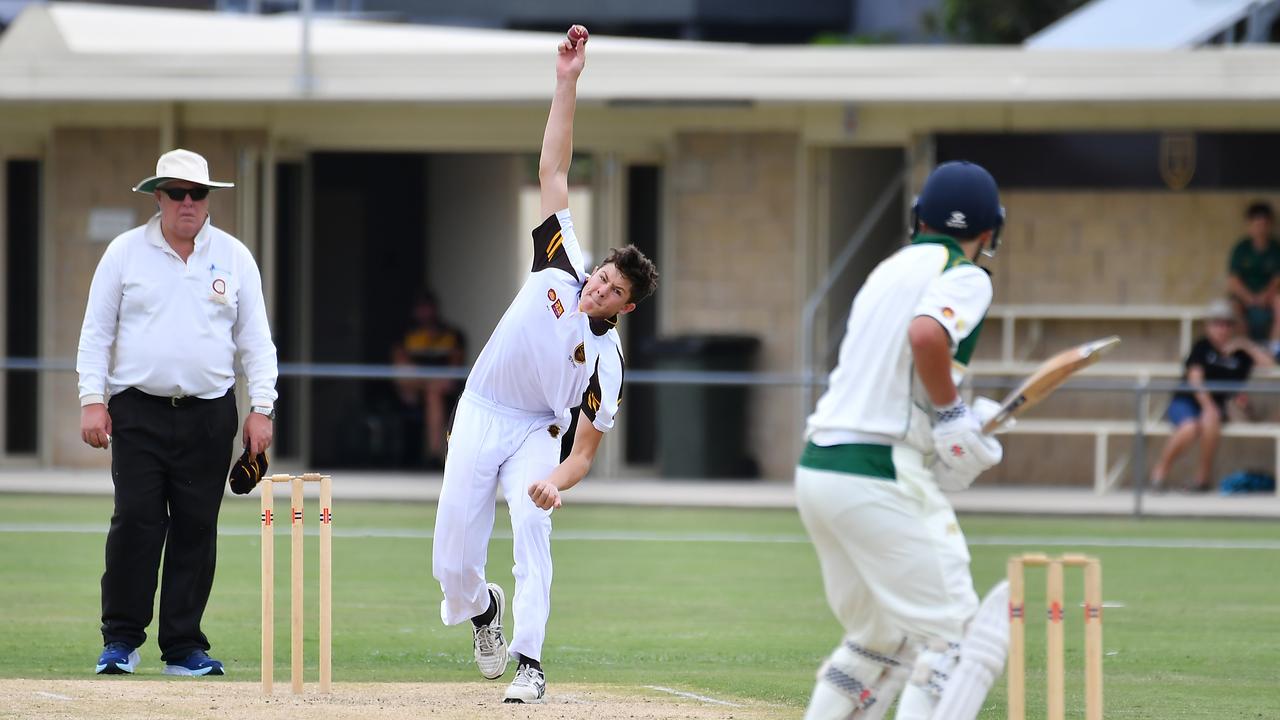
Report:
101,387,238,661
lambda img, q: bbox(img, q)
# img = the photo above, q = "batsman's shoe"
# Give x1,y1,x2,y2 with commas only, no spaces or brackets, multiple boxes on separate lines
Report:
95,642,140,675
503,663,546,704
162,649,225,677
473,583,509,679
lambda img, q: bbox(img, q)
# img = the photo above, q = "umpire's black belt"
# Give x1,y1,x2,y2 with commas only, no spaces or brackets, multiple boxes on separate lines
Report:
119,387,231,408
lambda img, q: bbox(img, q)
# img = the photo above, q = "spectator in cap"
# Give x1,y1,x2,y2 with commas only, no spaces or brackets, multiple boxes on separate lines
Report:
76,148,278,676
1151,299,1272,493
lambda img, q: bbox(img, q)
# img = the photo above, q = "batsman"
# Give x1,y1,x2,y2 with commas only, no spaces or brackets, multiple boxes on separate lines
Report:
796,161,1012,720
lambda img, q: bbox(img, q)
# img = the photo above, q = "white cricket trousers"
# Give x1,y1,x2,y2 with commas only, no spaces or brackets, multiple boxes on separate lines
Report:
432,391,561,662
795,443,979,651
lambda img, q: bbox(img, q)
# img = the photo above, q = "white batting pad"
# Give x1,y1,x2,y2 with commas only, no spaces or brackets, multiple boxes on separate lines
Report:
804,639,914,720
930,580,1010,720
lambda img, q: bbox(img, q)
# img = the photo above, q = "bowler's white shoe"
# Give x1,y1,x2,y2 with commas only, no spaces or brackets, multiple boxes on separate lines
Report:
473,583,509,680
503,663,546,704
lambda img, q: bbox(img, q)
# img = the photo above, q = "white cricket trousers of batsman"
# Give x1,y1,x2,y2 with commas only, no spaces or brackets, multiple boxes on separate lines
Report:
433,391,561,662
796,444,979,717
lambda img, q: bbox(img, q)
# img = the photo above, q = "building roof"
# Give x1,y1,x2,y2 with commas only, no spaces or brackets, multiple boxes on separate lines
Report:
2,1,1280,102
1027,0,1265,50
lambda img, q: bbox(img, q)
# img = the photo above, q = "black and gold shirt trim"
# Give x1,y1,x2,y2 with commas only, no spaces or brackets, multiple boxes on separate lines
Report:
531,214,579,281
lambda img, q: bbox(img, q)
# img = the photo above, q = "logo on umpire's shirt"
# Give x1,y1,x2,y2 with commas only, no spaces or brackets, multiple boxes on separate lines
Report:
572,342,586,366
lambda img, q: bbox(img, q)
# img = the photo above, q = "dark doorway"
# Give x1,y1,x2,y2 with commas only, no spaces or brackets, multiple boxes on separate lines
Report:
308,153,428,468
5,160,39,455
272,161,303,459
623,165,661,465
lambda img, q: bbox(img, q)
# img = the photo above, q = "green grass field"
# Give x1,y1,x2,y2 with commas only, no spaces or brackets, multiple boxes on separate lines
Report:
1,493,1277,718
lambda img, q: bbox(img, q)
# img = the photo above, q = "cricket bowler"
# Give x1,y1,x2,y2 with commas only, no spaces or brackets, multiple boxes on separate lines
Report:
430,24,659,704
796,161,1012,720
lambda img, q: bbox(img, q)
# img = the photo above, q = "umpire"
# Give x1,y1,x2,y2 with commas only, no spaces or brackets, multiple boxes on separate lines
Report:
76,149,278,676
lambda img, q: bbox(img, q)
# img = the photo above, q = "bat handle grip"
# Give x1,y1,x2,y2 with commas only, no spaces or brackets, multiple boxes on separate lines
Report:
981,415,1005,435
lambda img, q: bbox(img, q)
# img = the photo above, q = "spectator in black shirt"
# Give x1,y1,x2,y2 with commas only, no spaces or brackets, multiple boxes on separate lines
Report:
1151,300,1273,492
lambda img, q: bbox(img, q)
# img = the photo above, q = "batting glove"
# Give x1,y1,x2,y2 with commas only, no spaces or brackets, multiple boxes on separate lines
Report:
971,396,1016,434
932,398,1003,490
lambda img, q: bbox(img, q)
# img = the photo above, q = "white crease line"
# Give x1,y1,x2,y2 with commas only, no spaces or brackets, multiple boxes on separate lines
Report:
1,524,1279,550
966,536,1280,551
644,685,741,707
33,691,73,701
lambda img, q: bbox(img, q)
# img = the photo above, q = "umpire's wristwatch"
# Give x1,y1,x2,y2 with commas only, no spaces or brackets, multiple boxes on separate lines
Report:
251,405,277,421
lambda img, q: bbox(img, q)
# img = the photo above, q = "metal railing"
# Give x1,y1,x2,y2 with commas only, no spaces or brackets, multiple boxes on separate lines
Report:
5,356,1280,516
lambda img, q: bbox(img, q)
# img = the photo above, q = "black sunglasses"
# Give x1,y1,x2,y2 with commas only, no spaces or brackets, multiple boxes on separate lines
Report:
160,186,210,202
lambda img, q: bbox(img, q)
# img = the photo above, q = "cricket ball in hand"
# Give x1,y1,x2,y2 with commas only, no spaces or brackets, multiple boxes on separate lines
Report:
568,25,588,44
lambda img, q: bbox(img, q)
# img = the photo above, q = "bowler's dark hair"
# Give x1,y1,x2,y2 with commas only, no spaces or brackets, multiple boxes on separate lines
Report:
602,245,658,304
1246,201,1274,221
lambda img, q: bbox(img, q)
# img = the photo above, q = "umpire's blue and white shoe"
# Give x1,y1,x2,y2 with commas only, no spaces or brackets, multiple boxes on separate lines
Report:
95,642,140,675
162,650,225,676
473,583,509,679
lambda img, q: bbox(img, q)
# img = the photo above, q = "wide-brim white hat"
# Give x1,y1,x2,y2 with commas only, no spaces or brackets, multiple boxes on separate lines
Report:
132,148,235,194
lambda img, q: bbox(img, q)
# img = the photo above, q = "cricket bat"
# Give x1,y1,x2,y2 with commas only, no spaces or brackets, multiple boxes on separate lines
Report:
981,335,1121,434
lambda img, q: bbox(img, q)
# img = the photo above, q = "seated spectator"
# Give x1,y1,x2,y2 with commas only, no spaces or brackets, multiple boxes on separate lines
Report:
391,291,465,469
1226,201,1280,355
1151,300,1274,493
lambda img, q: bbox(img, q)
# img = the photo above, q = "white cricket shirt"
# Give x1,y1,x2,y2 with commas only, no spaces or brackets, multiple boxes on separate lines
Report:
466,209,625,433
806,235,992,454
76,213,278,407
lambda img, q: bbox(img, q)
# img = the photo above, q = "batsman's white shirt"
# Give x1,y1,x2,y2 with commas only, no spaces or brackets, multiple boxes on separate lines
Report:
806,236,991,454
433,209,624,663
796,235,993,681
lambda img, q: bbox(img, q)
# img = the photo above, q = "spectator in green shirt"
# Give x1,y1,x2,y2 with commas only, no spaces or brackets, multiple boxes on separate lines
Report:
1227,201,1280,356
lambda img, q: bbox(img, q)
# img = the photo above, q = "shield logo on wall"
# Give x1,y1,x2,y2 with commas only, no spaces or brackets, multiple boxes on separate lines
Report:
1159,132,1196,190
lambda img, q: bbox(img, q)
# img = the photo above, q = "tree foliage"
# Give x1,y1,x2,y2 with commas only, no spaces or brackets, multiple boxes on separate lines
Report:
926,0,1089,44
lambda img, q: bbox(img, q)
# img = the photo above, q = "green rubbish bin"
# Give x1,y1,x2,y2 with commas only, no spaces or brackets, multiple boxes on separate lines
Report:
651,334,760,478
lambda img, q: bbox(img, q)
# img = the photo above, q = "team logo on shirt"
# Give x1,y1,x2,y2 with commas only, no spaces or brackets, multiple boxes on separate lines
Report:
547,288,557,301
941,307,954,319
209,277,230,305
572,342,586,366
551,299,564,318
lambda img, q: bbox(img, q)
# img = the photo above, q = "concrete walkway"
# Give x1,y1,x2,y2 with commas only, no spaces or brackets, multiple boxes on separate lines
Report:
1,468,1278,518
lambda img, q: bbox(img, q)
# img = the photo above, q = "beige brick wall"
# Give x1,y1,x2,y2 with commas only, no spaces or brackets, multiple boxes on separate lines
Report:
667,132,802,480
47,129,265,467
989,190,1280,316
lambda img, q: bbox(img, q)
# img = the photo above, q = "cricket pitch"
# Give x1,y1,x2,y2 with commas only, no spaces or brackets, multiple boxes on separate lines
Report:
0,679,785,719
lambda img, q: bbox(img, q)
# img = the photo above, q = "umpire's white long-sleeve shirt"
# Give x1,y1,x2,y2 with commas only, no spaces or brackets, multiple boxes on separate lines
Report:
76,213,278,408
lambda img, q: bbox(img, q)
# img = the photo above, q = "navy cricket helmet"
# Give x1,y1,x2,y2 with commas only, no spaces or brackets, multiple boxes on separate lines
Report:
912,160,1005,255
